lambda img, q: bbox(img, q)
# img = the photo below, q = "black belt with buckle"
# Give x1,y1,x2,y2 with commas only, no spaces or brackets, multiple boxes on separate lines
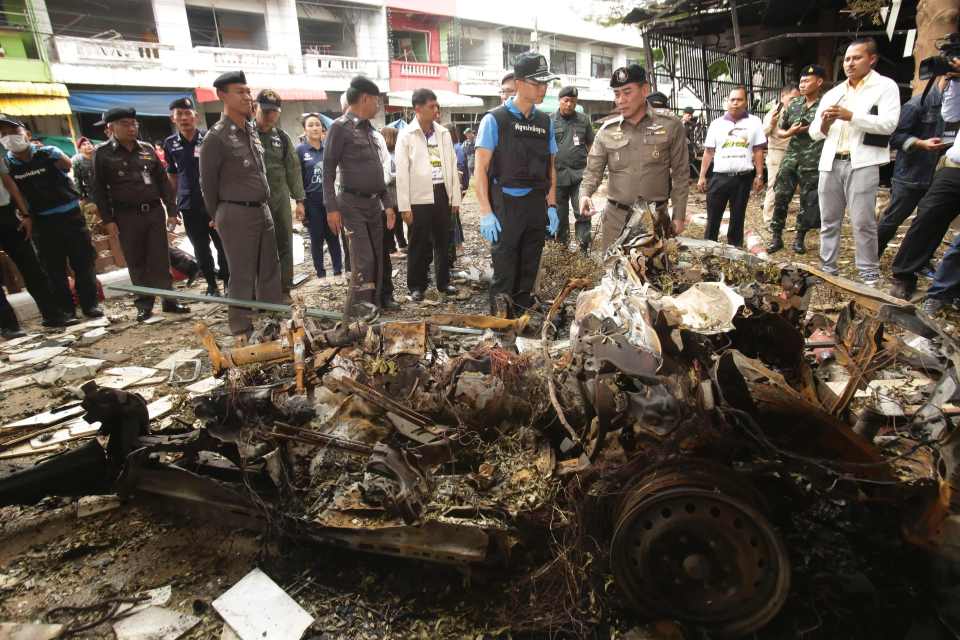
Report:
342,187,385,199
717,169,755,177
835,152,851,161
117,200,160,213
223,200,265,207
607,199,632,211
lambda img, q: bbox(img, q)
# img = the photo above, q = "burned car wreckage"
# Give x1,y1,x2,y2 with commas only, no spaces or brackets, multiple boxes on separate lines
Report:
3,204,960,637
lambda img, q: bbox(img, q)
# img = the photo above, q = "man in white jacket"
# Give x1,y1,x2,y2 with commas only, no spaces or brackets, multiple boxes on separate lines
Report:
395,88,462,301
810,36,900,285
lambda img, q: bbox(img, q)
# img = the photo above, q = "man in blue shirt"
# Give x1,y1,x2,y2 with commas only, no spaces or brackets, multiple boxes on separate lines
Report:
474,52,560,317
164,97,228,296
0,118,102,319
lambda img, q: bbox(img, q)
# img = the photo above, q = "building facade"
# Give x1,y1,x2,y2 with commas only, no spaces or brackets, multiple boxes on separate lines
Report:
0,0,646,145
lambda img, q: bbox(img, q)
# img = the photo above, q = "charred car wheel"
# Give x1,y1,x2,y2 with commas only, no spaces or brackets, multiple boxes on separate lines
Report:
610,467,790,637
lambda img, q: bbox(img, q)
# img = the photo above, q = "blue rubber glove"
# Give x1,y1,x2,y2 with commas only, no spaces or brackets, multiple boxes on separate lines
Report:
547,205,559,237
480,212,501,243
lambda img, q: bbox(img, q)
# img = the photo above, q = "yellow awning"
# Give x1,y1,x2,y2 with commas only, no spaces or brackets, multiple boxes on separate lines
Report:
0,95,72,116
0,81,69,98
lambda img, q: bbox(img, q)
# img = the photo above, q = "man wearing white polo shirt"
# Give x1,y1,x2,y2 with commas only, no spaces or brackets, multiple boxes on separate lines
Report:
698,86,766,247
810,36,899,286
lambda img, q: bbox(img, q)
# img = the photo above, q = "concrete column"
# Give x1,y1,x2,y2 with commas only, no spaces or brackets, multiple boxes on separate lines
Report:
25,0,53,61
265,0,302,74
485,28,503,71
576,42,591,77
152,0,192,49
355,8,389,81
614,47,627,69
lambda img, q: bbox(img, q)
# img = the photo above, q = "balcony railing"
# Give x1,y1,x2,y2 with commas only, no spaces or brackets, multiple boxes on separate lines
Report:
303,54,382,79
449,65,504,85
391,60,448,81
557,74,592,90
53,35,171,66
191,46,288,74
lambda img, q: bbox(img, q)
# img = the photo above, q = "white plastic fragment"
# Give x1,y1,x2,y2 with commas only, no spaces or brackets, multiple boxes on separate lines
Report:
212,568,314,640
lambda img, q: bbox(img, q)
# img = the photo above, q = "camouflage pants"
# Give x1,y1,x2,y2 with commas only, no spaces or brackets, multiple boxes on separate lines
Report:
769,160,821,234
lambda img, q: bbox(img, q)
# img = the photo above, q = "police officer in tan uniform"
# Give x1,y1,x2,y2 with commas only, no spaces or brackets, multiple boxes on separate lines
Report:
199,70,282,342
91,106,189,322
579,65,689,251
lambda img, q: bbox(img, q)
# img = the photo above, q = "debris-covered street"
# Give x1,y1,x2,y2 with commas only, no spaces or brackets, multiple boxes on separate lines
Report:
2,187,960,640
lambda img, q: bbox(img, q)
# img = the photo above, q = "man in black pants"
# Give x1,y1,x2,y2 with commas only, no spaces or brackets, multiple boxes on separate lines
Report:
474,53,560,316
164,97,228,296
0,123,77,335
697,87,767,247
395,88,461,302
876,79,948,258
889,65,960,301
0,117,102,319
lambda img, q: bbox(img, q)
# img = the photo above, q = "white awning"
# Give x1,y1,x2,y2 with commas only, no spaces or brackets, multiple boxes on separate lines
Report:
387,89,484,109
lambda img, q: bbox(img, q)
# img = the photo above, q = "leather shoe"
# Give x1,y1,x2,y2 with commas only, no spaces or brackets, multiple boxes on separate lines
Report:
82,306,104,318
2,326,26,340
381,297,401,310
439,285,458,296
205,283,221,297
162,302,190,314
888,278,916,301
136,308,153,323
42,314,80,328
410,290,425,302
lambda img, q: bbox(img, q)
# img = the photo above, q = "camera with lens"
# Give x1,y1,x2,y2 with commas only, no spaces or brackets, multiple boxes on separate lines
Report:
919,33,960,80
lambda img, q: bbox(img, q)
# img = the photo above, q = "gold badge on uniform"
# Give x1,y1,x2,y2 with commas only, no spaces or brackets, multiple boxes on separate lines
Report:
652,149,660,159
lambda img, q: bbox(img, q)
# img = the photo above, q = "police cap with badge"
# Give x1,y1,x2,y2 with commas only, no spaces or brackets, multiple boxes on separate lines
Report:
94,106,137,126
169,97,195,111
610,64,648,88
800,64,826,78
256,89,282,112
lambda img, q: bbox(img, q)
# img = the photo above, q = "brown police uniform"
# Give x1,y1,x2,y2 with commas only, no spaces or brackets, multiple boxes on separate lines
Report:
91,137,175,313
580,65,689,252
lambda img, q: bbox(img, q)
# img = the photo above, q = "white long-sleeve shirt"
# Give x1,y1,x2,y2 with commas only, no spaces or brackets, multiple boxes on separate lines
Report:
942,78,960,165
810,70,901,171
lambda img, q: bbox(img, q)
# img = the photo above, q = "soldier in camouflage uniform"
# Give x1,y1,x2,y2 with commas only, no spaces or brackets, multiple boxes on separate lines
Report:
767,65,826,254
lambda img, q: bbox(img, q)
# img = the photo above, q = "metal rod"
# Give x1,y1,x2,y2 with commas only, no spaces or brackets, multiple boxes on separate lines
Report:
104,283,485,335
106,283,345,320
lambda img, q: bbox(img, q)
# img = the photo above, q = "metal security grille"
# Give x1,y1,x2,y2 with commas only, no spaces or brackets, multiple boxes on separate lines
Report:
646,33,794,149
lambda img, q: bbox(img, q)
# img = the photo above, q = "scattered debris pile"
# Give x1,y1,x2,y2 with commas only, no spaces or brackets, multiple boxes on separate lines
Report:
3,203,960,638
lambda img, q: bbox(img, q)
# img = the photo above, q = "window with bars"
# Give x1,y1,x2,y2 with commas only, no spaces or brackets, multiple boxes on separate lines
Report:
591,54,613,78
503,42,528,69
550,49,577,75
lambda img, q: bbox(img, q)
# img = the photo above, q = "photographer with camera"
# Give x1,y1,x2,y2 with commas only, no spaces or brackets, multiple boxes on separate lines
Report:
889,51,960,312
875,76,950,258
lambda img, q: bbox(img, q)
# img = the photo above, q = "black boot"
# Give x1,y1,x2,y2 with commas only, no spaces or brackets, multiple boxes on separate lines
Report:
205,277,221,297
162,301,190,314
766,232,784,254
792,229,807,254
